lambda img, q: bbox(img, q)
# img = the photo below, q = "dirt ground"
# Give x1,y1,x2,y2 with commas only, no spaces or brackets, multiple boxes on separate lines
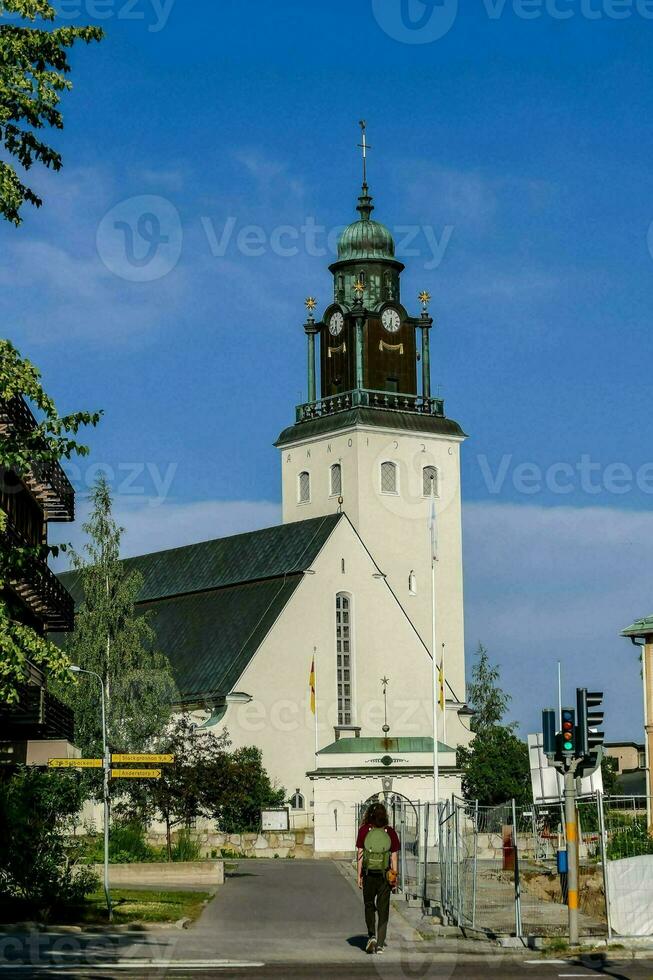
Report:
523,867,607,920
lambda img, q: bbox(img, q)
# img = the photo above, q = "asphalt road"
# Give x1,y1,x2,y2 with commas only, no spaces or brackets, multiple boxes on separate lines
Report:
0,861,651,978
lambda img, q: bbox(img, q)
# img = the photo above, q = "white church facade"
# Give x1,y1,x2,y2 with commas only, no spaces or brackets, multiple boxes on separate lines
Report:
61,163,473,853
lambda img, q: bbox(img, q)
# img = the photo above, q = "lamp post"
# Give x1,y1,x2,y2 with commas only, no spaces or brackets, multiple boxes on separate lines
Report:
69,665,111,921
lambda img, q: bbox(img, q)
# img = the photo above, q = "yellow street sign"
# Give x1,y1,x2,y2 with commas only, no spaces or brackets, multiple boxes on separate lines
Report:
48,758,103,769
111,754,175,764
111,768,162,779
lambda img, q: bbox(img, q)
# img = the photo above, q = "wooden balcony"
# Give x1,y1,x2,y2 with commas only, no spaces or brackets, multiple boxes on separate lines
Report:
0,397,74,522
0,682,74,742
2,523,74,631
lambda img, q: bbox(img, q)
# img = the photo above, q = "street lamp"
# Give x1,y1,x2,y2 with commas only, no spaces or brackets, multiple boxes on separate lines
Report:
69,665,111,921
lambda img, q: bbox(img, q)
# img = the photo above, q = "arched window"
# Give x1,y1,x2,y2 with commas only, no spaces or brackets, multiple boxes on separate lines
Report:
330,463,342,496
290,789,305,810
409,570,417,595
336,593,353,726
423,465,439,497
380,461,398,494
298,471,311,504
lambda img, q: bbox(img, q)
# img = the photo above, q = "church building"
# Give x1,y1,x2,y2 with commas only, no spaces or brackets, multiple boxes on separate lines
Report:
61,151,473,853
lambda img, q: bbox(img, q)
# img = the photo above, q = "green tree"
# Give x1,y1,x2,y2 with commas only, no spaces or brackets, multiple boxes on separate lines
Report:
457,726,531,806
118,715,232,861
467,642,514,733
601,754,620,797
0,339,100,703
457,643,530,805
57,476,177,758
0,766,97,917
0,0,103,225
213,746,286,834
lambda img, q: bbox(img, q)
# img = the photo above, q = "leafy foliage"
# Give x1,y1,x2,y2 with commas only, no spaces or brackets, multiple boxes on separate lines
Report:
0,339,100,702
606,816,653,860
601,754,620,797
119,715,286,853
0,766,97,917
457,725,531,806
56,476,177,759
215,746,286,834
0,0,103,224
467,642,514,734
458,643,530,805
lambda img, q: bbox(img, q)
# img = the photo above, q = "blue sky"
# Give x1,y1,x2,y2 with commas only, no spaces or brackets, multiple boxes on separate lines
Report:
4,0,653,740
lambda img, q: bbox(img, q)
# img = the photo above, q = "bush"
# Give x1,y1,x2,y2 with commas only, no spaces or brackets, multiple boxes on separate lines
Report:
81,820,165,864
607,818,653,860
172,829,202,862
0,767,98,918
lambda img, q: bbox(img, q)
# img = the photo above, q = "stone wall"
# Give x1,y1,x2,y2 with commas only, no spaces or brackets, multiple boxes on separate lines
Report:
146,828,315,860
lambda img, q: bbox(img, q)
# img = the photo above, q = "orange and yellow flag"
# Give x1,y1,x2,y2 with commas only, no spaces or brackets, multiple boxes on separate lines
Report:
438,663,445,712
309,657,316,715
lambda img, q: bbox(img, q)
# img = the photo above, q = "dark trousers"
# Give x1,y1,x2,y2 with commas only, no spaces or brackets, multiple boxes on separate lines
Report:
363,872,391,946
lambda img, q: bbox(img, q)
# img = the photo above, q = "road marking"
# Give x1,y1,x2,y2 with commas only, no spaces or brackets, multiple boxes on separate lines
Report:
0,963,265,971
525,961,568,965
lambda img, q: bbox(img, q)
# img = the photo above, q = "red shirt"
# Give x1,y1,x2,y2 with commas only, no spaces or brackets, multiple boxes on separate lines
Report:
356,823,400,853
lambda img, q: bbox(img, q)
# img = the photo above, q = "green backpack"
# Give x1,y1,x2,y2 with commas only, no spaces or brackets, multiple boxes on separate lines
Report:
363,827,391,873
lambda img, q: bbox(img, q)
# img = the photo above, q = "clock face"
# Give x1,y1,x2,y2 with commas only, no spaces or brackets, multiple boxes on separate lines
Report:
329,311,344,336
382,308,401,333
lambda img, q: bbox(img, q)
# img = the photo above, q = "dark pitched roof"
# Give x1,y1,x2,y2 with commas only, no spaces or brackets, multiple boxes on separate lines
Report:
275,407,467,447
58,513,342,705
60,513,342,605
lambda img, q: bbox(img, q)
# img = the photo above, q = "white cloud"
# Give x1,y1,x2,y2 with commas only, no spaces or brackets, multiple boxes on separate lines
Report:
52,496,281,567
463,502,652,740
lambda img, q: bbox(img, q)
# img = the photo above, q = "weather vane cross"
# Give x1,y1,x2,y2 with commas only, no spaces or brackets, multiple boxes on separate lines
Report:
358,120,371,186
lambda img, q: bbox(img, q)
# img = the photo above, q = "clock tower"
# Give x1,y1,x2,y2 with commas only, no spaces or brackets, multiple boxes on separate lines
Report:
275,129,468,715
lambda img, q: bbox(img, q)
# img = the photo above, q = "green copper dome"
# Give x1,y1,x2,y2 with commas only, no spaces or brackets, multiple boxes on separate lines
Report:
337,185,395,262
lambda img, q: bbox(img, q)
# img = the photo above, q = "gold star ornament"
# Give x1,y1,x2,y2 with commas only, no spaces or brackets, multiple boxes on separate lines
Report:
419,290,432,308
353,280,365,295
305,296,317,312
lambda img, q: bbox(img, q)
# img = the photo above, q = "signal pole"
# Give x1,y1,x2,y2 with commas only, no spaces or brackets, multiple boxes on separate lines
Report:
564,761,580,945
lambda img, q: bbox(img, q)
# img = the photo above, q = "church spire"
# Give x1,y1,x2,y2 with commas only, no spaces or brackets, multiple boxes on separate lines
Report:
357,120,374,221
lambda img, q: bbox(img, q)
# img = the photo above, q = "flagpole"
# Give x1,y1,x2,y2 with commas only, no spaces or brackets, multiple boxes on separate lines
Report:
441,641,447,746
429,482,440,820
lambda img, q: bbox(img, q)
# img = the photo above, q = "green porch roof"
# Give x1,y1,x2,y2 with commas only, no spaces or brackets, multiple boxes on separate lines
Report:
276,408,466,448
57,514,342,704
621,615,653,638
318,736,454,755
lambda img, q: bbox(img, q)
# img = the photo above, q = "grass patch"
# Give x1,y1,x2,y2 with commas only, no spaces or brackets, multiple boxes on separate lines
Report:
0,889,213,926
80,888,213,924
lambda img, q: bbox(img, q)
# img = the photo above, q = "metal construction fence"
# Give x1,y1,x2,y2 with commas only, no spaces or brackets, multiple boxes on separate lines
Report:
367,794,653,938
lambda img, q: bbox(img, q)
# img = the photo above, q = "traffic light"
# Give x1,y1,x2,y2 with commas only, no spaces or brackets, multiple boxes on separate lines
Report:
542,708,557,759
577,688,604,758
561,706,576,757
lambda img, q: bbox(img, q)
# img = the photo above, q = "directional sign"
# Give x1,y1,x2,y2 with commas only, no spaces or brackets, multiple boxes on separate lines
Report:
111,754,175,764
111,768,162,779
48,758,103,769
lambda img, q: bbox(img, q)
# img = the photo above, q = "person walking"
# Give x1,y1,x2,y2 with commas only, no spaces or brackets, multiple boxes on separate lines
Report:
356,802,400,954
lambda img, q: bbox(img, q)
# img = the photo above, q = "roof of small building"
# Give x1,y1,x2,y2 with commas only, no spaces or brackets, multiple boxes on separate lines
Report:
317,736,454,755
621,615,653,638
58,513,342,705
